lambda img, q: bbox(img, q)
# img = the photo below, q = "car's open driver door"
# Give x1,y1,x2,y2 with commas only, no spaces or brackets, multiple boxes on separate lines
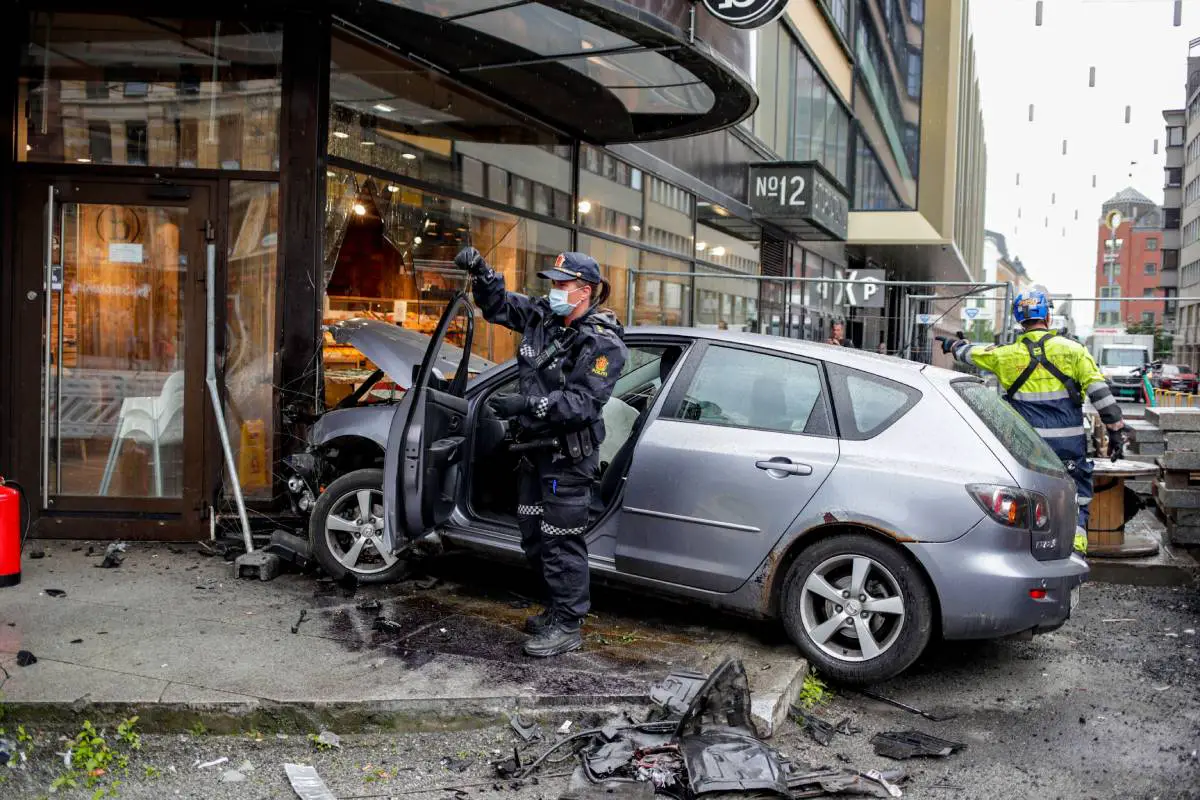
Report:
382,293,476,552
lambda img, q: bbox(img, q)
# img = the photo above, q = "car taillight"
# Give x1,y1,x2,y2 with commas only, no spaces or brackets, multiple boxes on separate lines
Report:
967,485,1050,531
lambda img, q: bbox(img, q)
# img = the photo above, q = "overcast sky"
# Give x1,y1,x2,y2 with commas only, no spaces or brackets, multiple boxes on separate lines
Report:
968,0,1196,329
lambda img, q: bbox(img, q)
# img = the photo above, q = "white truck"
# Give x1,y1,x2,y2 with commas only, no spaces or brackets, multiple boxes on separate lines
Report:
1086,330,1154,400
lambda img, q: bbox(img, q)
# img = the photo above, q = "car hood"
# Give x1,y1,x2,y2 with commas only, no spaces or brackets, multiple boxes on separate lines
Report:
327,318,494,388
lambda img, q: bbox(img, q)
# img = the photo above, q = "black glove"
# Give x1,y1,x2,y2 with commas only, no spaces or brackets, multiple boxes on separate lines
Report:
1107,426,1128,462
454,247,489,276
935,331,967,355
488,393,529,419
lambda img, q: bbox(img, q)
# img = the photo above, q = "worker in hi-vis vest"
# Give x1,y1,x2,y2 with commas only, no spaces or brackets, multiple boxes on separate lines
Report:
938,290,1128,555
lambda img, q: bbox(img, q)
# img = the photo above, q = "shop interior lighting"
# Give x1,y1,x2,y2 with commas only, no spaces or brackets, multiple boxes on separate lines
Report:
373,103,395,113
577,200,592,214
696,242,707,251
76,157,91,163
710,246,726,257
402,153,417,160
413,236,422,245
332,131,350,139
387,185,400,193
352,203,367,216
326,170,335,177
25,144,31,152
631,224,641,232
360,140,375,147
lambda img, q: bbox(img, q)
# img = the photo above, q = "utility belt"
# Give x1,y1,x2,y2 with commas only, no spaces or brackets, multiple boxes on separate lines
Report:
510,424,597,462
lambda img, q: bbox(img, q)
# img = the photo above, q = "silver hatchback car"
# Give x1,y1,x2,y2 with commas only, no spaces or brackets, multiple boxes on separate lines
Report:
292,296,1088,684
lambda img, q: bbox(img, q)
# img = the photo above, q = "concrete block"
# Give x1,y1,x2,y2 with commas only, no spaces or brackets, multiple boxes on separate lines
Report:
1127,480,1152,496
1167,524,1200,545
1124,454,1160,466
1166,507,1200,526
1166,432,1200,451
1154,481,1200,509
1160,451,1200,471
1127,419,1164,444
1145,407,1200,431
1133,441,1166,456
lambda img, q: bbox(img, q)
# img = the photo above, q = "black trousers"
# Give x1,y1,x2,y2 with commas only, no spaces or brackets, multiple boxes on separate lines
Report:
516,449,598,626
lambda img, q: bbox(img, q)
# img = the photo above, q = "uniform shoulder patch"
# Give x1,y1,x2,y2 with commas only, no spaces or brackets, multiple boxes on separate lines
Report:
591,355,610,377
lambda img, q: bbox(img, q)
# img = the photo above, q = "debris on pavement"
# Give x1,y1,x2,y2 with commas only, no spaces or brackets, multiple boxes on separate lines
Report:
291,609,308,634
0,737,15,766
871,731,967,760
221,769,247,782
285,763,338,800
196,757,229,769
491,747,522,778
235,549,284,581
96,542,127,568
373,616,403,633
509,713,543,743
788,766,906,798
412,575,440,590
16,650,36,667
28,547,45,559
856,689,957,722
646,668,707,719
314,730,341,750
557,719,573,735
356,598,382,612
44,588,66,598
440,755,473,772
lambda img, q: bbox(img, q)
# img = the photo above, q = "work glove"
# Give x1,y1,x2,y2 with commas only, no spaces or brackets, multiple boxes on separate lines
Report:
935,331,965,355
1107,426,1128,462
454,246,489,277
488,392,529,419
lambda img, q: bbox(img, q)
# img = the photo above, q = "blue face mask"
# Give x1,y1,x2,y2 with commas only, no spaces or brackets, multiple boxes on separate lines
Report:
548,287,578,316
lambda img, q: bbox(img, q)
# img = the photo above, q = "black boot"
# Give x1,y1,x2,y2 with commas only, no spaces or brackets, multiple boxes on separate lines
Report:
524,607,554,635
523,618,582,658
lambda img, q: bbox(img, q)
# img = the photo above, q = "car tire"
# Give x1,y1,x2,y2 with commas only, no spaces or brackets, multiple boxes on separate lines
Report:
309,468,409,584
780,534,933,685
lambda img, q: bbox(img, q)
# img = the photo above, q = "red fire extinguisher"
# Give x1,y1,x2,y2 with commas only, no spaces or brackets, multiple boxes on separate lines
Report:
0,477,28,587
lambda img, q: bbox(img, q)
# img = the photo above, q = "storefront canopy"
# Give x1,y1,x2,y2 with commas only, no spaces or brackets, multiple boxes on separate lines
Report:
334,0,756,142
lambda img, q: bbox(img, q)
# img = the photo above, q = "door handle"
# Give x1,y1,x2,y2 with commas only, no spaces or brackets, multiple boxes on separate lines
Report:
755,458,813,477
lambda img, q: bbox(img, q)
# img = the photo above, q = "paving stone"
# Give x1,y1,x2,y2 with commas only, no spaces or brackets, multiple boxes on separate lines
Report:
1145,407,1200,431
1154,481,1200,509
1166,432,1200,451
1166,524,1200,545
1159,451,1200,470
1134,441,1166,456
1127,419,1164,443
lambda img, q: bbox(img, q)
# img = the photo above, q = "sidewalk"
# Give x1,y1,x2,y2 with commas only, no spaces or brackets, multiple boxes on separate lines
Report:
0,541,807,736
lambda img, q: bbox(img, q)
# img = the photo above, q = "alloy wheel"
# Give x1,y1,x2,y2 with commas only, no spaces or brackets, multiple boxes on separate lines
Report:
323,487,396,576
798,554,906,662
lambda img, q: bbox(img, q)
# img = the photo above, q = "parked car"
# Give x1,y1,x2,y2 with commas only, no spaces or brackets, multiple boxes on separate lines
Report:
1153,363,1197,394
285,296,1088,684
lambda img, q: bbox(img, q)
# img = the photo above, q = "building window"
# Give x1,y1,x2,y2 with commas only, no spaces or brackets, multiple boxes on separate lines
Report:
854,141,904,210
1144,288,1157,297
86,121,112,164
1165,208,1182,229
1166,168,1182,187
1146,237,1159,250
791,44,851,185
856,14,921,180
821,0,850,38
20,14,283,171
1165,249,1180,270
1142,311,1157,325
1169,126,1185,146
906,49,922,99
1145,263,1157,275
909,0,924,23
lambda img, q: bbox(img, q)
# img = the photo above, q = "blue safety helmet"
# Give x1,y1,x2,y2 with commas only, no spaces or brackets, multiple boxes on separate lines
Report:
1012,290,1051,324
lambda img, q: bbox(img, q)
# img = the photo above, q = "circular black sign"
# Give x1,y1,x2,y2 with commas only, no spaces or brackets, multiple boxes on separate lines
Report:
700,0,789,29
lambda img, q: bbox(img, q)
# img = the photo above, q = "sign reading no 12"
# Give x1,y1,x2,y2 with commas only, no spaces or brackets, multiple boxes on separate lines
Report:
756,173,807,210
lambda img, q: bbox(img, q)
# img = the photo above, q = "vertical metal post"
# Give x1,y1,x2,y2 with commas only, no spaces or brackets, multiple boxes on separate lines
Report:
41,186,55,505
206,242,253,551
626,265,635,326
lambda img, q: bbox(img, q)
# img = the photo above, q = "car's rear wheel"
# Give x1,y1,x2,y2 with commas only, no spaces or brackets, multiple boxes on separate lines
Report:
309,468,408,584
780,534,933,685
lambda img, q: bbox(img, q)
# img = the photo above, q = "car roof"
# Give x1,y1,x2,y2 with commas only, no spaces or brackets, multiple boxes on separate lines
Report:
625,326,961,387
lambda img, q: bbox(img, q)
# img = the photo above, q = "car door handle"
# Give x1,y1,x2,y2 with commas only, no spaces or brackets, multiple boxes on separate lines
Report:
755,458,813,477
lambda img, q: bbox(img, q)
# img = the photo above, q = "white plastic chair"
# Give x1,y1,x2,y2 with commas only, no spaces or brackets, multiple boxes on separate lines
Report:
99,371,185,497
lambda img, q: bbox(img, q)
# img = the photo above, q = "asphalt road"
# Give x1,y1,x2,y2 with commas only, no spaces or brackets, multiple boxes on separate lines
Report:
3,579,1197,799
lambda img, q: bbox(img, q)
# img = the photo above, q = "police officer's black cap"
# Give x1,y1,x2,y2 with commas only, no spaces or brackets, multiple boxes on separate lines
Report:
539,252,602,284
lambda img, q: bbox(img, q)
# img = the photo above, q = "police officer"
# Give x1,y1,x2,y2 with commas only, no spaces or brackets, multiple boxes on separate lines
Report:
454,246,628,657
939,289,1128,554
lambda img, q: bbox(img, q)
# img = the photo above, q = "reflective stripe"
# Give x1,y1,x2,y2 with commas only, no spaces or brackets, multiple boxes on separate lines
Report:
961,345,976,366
1035,425,1086,438
1091,393,1117,410
1012,389,1071,401
1078,496,1092,506
1086,381,1110,394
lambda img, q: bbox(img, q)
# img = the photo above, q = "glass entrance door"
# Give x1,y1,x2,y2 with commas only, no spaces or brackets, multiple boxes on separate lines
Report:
16,179,211,530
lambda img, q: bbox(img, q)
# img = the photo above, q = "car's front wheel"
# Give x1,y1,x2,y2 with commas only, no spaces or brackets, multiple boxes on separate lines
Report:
780,534,933,685
309,468,409,584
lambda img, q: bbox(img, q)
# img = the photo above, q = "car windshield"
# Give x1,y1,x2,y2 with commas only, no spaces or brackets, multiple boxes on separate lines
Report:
953,381,1065,477
1162,365,1181,376
1101,348,1147,367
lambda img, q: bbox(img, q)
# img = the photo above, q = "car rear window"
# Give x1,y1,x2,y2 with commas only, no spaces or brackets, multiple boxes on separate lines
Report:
953,380,1065,476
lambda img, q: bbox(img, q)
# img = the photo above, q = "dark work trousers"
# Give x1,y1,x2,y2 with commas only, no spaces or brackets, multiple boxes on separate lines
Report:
516,448,599,626
1046,432,1093,529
